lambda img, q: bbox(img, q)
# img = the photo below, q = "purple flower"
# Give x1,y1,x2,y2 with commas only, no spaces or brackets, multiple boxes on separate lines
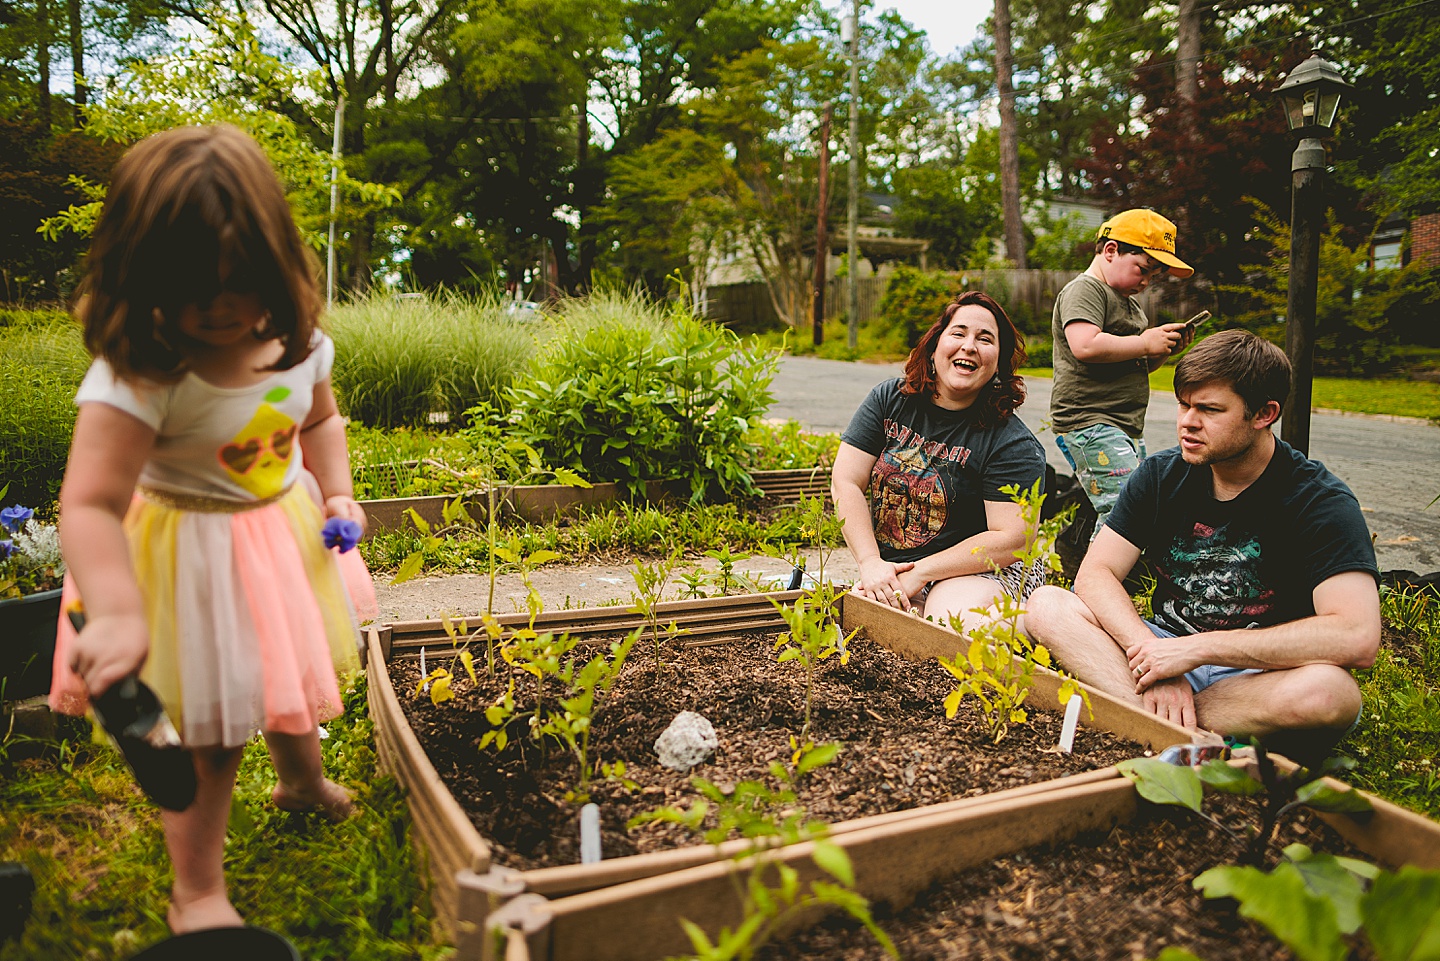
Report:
0,505,33,533
0,539,12,561
321,518,362,553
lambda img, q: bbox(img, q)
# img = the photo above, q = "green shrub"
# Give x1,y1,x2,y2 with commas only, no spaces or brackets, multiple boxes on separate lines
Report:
507,302,778,500
874,265,957,348
1023,335,1053,368
0,317,88,508
328,292,534,428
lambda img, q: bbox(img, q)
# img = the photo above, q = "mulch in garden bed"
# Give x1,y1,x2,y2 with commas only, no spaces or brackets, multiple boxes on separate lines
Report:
392,628,1148,872
761,795,1372,961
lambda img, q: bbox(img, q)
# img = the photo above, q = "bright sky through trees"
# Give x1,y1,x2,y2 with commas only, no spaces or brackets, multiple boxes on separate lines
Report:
882,0,992,55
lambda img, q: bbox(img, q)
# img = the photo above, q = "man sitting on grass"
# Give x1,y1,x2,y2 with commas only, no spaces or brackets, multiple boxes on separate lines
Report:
1025,330,1381,763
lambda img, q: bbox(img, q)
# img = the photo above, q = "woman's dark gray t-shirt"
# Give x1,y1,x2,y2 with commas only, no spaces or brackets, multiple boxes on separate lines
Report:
841,378,1045,564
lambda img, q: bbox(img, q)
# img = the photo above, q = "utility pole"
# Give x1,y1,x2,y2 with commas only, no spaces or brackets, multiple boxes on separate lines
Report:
812,102,833,347
846,0,860,349
327,95,345,309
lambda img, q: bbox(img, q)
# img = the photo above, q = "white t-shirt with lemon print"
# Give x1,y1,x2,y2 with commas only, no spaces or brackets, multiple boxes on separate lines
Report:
75,334,333,502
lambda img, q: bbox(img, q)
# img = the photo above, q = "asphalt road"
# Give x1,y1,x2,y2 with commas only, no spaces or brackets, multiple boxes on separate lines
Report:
767,355,1440,576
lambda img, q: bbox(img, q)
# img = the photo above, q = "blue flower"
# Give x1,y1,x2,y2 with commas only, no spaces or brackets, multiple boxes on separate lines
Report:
321,518,362,553
0,540,12,561
0,505,32,533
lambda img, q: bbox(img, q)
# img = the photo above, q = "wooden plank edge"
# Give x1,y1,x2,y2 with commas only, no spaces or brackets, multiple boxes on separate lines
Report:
533,778,1138,961
366,629,491,932
519,765,1124,898
840,592,1198,751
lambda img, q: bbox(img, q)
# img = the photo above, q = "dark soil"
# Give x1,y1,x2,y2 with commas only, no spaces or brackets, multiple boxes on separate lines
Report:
393,630,1148,871
761,794,1374,961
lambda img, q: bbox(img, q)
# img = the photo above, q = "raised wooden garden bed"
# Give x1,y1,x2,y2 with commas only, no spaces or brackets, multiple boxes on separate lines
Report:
359,467,832,536
366,590,1197,953
483,770,1440,961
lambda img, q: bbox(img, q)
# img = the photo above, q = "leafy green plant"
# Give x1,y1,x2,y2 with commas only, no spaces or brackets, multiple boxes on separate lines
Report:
772,586,856,741
740,420,839,472
873,264,955,349
629,552,685,675
533,628,641,802
938,479,1086,743
630,743,897,961
507,302,778,500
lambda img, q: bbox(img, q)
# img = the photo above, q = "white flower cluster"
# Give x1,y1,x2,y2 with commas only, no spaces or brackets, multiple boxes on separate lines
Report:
13,518,62,570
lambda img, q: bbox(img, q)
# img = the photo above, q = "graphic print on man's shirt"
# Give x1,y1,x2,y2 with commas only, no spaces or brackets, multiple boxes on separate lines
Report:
218,386,299,498
871,443,949,553
1155,519,1276,634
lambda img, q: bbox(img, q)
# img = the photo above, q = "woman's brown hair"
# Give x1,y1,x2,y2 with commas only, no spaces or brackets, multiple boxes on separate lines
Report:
76,124,322,382
900,290,1028,428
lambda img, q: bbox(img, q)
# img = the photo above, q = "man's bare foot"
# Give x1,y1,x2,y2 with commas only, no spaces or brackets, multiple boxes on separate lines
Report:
272,778,353,821
168,890,243,934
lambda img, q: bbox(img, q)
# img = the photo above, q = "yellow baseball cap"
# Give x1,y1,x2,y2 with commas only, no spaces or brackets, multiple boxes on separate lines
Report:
1097,209,1194,278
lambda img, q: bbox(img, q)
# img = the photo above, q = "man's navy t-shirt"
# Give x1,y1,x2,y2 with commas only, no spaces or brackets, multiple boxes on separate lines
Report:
841,378,1044,564
1106,439,1378,635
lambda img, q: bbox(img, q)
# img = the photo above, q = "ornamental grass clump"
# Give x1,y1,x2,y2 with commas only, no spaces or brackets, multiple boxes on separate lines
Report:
0,499,64,598
329,291,533,428
0,317,88,507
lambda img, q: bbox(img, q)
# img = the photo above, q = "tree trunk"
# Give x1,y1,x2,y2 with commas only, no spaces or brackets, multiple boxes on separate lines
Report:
1176,0,1201,106
994,0,1026,267
37,0,51,128
67,0,84,127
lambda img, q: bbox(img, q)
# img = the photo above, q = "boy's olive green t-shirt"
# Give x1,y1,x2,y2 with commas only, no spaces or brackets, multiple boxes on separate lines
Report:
1049,272,1151,438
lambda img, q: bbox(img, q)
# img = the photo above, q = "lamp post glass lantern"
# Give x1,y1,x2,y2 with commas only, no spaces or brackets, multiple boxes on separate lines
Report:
1272,53,1351,456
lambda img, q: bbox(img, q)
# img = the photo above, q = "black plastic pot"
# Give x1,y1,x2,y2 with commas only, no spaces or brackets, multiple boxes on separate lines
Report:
129,925,301,960
0,588,60,702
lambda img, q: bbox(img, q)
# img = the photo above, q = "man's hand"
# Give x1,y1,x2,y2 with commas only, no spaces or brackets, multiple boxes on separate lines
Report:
1126,633,1205,688
856,557,916,610
1141,676,1197,729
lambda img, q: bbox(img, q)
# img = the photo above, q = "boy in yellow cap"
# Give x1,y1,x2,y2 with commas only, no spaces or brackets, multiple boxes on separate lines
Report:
1050,208,1195,537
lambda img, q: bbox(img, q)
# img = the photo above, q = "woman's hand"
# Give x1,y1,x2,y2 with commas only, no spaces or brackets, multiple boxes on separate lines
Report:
324,494,368,533
69,612,150,698
856,557,917,610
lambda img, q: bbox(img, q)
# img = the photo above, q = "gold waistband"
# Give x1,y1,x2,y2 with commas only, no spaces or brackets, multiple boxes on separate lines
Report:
138,485,292,514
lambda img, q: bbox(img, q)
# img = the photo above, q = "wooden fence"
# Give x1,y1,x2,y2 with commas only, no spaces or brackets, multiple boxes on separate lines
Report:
705,269,1216,335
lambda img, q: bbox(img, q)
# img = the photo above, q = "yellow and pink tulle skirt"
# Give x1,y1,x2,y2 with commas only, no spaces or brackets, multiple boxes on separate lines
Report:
49,483,378,749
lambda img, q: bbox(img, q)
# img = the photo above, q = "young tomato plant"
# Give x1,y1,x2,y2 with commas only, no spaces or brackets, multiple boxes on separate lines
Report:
771,584,856,742
533,627,642,802
938,479,1087,743
629,552,684,674
629,742,898,961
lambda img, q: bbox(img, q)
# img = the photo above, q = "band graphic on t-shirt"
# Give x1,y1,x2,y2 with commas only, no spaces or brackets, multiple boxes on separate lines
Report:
1155,520,1276,634
882,418,974,467
871,442,950,553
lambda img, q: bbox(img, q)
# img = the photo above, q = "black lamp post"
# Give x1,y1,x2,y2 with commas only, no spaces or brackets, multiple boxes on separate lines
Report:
1273,53,1351,456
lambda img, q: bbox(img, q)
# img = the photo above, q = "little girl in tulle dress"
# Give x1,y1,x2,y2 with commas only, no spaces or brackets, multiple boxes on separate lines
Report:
49,123,377,934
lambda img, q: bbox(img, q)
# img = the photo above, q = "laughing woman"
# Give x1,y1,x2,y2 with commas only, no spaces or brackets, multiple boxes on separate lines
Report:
831,291,1046,632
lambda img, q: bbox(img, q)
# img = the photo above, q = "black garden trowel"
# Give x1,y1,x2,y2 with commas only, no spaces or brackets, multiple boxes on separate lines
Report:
68,606,197,812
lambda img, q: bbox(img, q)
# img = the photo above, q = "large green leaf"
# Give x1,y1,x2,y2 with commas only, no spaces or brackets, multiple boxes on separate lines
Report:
1197,758,1263,796
1194,864,1345,961
1117,757,1203,812
1294,779,1373,814
1362,866,1440,961
1280,844,1368,934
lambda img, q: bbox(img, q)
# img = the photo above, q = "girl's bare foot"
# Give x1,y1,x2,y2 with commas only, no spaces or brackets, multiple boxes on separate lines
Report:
168,890,243,934
272,777,353,821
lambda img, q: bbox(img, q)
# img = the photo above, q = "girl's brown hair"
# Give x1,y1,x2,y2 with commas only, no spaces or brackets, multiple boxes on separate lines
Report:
77,124,321,382
900,290,1028,428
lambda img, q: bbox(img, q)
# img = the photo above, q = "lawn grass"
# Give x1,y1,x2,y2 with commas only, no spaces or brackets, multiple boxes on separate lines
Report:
0,680,447,960
1019,366,1440,422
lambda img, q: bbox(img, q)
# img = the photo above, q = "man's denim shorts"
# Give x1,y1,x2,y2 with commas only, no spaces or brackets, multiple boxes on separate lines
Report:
1144,620,1262,693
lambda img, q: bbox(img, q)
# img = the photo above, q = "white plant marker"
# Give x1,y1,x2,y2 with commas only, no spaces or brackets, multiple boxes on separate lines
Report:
1058,692,1083,753
580,803,602,864
420,647,429,692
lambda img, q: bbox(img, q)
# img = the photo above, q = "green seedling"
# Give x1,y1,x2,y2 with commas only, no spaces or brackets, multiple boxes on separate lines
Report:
678,566,711,600
703,543,744,595
1119,744,1438,961
938,479,1087,743
630,552,685,674
771,585,855,741
534,627,641,802
629,743,896,961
